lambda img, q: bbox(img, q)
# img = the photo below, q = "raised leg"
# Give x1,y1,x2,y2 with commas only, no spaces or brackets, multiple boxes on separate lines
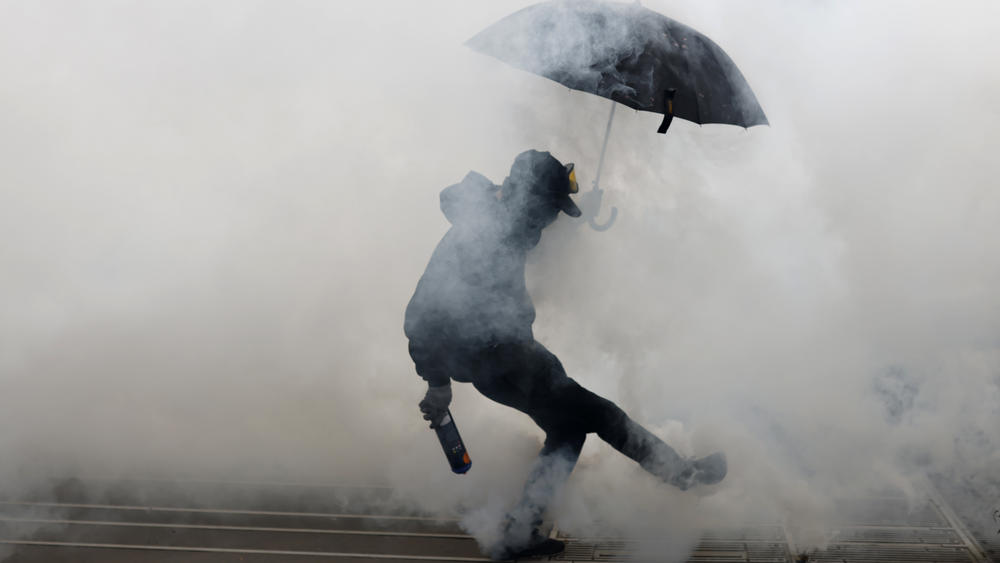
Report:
470,340,724,559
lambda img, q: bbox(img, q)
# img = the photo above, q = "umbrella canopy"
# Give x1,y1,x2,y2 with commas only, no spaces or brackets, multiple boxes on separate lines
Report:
466,0,768,133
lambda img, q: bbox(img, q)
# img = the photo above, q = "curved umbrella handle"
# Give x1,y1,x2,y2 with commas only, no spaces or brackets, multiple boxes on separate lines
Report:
580,184,618,232
589,205,618,231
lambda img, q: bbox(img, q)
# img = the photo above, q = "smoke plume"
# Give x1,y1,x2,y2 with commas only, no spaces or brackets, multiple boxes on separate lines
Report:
1,0,999,559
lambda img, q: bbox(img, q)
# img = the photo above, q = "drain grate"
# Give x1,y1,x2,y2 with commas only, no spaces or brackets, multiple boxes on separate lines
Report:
831,526,963,544
553,540,596,560
700,527,787,542
550,538,790,562
971,533,999,562
834,499,946,528
805,543,977,562
691,541,789,562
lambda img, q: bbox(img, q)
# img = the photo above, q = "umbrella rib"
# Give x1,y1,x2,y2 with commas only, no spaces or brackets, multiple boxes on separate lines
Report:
694,34,733,123
670,29,704,124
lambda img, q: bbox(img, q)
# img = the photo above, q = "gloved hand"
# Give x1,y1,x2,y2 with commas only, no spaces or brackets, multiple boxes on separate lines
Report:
419,383,452,428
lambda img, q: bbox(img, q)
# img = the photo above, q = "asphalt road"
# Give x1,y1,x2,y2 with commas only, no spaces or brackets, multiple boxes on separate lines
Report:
0,478,995,562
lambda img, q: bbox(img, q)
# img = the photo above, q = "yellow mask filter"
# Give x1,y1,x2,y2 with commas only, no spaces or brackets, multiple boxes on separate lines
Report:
566,163,579,194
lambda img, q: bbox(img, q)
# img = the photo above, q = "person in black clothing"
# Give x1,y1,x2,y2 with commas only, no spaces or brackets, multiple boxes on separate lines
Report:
405,150,726,560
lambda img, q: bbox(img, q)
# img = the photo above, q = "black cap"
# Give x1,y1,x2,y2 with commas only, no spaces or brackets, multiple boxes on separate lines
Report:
508,150,582,217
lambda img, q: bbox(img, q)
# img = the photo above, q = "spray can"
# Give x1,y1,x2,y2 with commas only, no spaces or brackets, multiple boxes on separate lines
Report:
434,409,471,474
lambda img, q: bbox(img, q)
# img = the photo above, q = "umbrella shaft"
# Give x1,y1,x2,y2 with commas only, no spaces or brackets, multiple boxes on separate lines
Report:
593,102,616,190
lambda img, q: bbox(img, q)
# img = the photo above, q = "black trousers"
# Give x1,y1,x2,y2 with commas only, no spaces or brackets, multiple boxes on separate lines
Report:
410,339,687,542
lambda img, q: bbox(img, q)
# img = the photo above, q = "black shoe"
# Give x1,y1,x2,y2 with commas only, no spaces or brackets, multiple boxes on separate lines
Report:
670,452,727,491
494,532,565,560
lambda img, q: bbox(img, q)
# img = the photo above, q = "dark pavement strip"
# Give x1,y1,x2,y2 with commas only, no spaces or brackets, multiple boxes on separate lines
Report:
0,519,484,558
0,515,470,539
0,541,495,562
0,502,464,535
21,479,415,516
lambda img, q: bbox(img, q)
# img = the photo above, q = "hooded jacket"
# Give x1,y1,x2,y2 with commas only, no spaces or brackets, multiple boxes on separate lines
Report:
404,171,537,355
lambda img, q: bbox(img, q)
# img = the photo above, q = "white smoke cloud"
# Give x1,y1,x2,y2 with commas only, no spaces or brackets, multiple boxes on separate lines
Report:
1,0,998,559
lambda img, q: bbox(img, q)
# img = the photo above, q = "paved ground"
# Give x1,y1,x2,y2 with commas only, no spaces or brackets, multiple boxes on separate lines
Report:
0,478,995,562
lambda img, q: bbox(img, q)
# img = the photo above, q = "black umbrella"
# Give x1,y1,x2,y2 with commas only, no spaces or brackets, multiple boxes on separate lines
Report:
466,0,768,229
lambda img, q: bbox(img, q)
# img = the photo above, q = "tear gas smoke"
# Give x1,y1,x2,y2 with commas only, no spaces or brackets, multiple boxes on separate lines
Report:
1,0,998,560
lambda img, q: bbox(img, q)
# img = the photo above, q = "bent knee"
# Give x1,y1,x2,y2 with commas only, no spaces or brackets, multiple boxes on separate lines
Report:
542,431,586,456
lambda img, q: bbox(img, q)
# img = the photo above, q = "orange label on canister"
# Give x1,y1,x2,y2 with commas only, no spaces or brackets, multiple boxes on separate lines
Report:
462,452,471,464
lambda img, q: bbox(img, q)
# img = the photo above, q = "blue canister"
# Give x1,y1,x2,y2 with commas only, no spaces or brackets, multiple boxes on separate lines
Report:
434,409,471,474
